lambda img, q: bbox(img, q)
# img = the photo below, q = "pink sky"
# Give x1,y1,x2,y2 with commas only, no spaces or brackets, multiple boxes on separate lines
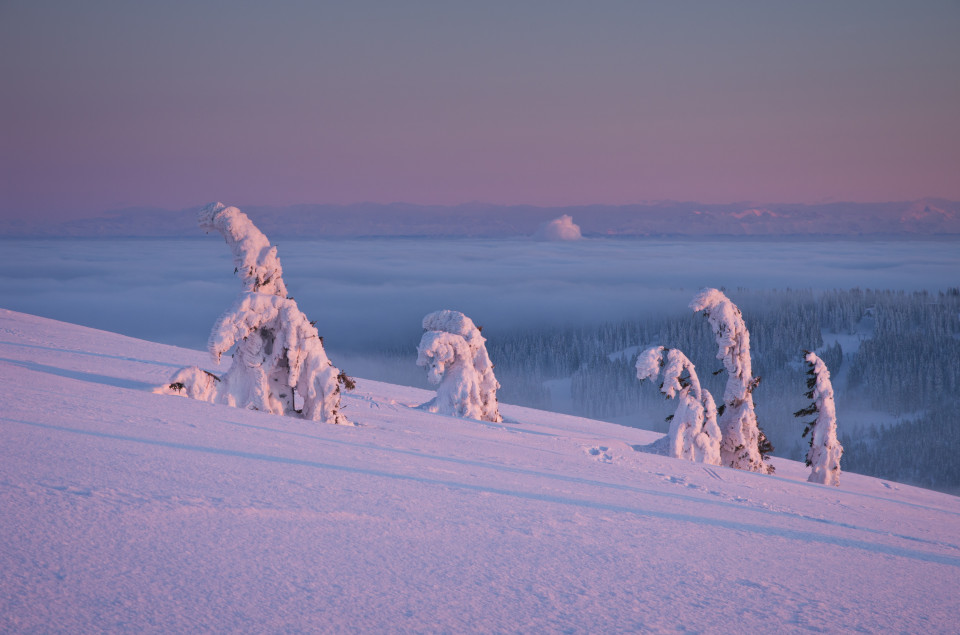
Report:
2,1,959,219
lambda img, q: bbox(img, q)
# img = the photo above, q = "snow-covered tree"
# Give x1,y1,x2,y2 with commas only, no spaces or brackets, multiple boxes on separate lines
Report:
636,346,721,465
416,310,501,422
157,203,352,425
794,351,843,486
690,288,773,473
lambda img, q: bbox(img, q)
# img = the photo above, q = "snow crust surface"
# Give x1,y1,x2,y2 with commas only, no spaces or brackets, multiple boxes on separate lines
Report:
2,309,959,633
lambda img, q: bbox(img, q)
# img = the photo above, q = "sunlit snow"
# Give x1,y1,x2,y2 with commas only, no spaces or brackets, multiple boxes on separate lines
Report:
2,309,958,632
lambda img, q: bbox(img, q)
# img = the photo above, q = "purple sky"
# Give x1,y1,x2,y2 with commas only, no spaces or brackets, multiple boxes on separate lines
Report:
2,1,959,219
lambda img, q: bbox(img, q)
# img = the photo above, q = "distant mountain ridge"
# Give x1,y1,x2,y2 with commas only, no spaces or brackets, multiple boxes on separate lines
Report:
3,199,959,238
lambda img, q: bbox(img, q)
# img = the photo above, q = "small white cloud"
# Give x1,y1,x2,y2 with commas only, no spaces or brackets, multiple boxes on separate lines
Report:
533,215,582,241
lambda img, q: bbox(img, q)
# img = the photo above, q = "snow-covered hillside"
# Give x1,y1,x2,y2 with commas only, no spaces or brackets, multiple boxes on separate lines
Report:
1,308,958,633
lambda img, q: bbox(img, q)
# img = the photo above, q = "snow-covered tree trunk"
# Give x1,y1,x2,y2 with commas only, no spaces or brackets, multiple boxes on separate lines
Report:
690,288,772,473
795,351,843,486
417,310,501,423
156,203,352,425
636,346,721,465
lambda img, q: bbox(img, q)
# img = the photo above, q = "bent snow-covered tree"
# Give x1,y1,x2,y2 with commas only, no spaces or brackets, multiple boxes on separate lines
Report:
156,203,352,425
416,310,501,422
690,288,773,473
636,346,721,465
794,351,843,486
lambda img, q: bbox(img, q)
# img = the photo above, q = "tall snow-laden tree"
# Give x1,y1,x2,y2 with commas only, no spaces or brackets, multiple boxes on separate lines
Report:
417,310,502,422
794,351,843,486
157,203,352,425
690,288,773,473
636,346,721,465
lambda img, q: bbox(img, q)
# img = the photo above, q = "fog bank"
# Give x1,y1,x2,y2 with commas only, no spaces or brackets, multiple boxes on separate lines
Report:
1,237,956,353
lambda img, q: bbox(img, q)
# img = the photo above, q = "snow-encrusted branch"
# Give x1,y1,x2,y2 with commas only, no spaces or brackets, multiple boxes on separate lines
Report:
199,202,287,297
794,351,843,486
156,204,351,425
637,346,721,464
417,310,501,422
690,288,772,473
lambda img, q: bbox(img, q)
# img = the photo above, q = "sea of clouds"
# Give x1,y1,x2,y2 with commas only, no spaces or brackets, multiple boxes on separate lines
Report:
1,237,957,357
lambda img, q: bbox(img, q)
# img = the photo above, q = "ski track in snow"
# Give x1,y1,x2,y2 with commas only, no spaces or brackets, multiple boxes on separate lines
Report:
1,308,959,633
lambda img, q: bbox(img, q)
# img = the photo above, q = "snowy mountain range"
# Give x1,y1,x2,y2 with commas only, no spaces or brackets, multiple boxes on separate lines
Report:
4,198,960,238
2,308,958,632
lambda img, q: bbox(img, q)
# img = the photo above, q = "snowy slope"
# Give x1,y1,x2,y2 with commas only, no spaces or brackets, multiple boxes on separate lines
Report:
1,308,958,633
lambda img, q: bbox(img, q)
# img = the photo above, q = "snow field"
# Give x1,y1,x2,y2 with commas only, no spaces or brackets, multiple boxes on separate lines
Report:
1,309,959,633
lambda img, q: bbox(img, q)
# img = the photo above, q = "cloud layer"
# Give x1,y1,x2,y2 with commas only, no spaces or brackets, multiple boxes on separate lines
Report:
1,237,956,356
